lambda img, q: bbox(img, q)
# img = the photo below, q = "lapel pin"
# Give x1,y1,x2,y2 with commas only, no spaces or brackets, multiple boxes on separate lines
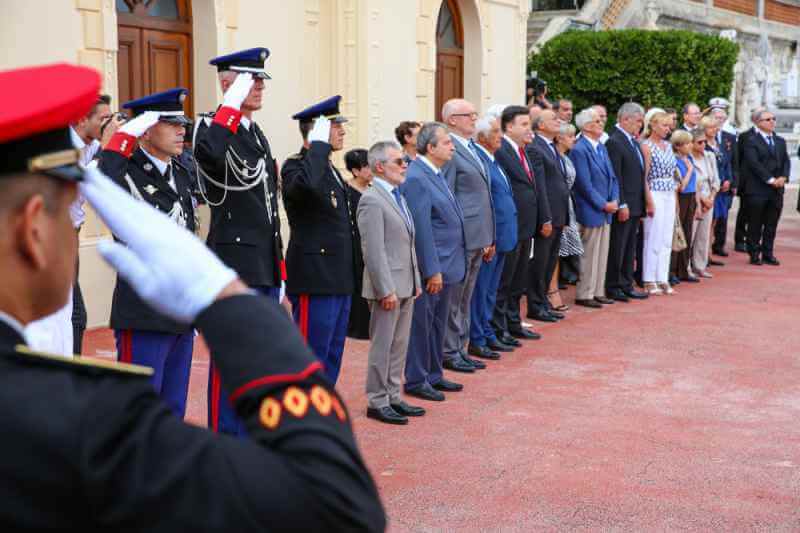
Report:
330,190,338,209
143,162,153,172
143,184,158,195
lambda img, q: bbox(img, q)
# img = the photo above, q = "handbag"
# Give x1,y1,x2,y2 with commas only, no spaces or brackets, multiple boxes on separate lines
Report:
672,206,687,252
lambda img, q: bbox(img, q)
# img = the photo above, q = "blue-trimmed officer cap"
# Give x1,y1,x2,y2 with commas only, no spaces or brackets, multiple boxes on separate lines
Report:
291,95,348,124
123,88,190,125
210,48,271,80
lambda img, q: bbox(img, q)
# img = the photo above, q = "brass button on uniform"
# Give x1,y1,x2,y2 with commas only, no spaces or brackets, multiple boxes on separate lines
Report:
320,248,326,254
235,237,241,243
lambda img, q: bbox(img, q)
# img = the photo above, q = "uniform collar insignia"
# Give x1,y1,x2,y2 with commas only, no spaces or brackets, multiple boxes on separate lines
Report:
143,184,158,195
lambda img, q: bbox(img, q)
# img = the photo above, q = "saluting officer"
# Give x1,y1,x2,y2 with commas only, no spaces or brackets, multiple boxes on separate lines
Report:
98,88,196,418
282,97,357,385
193,48,284,435
0,63,384,532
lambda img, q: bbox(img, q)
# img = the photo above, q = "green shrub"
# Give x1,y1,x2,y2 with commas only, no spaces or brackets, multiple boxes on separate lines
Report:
528,29,739,124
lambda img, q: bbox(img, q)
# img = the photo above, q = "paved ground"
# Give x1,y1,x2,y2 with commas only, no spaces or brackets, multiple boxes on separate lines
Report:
85,195,800,531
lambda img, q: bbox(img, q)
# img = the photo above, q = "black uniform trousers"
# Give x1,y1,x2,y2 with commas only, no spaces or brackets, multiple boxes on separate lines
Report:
734,196,749,248
526,227,562,313
746,194,783,257
606,215,640,292
712,211,728,254
491,237,531,336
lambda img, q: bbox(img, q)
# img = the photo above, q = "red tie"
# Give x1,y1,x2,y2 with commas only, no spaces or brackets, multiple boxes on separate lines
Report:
518,146,532,182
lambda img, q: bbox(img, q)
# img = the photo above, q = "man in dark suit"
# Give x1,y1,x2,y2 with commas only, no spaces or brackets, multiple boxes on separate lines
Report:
709,105,738,258
733,108,765,253
99,88,196,419
740,109,790,265
401,122,466,401
470,115,518,355
605,102,650,302
491,105,548,343
441,99,496,369
194,48,284,435
282,96,357,385
526,109,568,322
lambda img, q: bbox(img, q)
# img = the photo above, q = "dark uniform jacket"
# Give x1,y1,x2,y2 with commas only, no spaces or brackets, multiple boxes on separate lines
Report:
741,130,791,198
194,115,283,288
281,141,357,295
528,135,570,227
718,130,738,189
99,148,196,334
0,295,385,531
495,137,549,241
606,127,646,218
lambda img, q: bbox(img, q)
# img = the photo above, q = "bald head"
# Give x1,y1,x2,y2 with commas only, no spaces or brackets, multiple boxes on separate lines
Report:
442,98,477,138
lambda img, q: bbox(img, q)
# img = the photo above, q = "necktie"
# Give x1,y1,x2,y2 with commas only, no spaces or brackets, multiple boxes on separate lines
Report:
630,137,644,168
494,160,511,189
468,139,482,164
518,146,532,182
551,142,566,175
165,164,176,192
391,188,411,227
767,135,775,153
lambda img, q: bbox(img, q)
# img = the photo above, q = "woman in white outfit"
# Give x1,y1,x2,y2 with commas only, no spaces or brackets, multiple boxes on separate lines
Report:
640,111,678,295
690,122,720,277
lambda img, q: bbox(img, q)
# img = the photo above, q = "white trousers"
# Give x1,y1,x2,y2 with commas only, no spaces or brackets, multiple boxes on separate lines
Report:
643,191,676,284
692,206,714,274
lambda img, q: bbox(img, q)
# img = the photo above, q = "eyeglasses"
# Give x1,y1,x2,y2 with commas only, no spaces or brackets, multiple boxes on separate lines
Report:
391,158,407,166
759,117,776,122
452,112,479,119
695,140,707,145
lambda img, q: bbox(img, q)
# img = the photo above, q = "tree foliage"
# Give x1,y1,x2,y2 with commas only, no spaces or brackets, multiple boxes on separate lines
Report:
528,29,739,123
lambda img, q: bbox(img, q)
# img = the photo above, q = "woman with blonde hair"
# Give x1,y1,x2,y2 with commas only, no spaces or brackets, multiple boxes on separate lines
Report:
691,123,721,277
640,111,678,295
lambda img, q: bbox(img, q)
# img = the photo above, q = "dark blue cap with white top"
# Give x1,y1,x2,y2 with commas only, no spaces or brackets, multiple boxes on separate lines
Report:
209,48,271,79
122,88,190,125
291,95,348,124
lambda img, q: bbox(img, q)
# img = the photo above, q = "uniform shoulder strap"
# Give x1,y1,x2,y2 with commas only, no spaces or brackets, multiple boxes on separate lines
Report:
8,345,154,378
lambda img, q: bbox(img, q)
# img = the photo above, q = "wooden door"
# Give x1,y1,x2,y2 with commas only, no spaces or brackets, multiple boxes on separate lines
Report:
435,0,464,120
117,0,193,117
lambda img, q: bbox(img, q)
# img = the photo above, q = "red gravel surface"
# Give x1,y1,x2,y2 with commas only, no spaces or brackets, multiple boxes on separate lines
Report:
85,198,800,531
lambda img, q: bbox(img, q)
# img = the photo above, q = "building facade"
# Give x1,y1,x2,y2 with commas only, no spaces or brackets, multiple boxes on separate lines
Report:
0,0,531,328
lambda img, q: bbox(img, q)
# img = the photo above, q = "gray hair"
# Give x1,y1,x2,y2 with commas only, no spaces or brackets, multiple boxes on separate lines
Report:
618,102,644,120
475,115,496,139
689,127,706,142
751,107,770,123
486,104,507,120
574,108,597,131
368,140,402,172
559,122,577,137
416,122,448,155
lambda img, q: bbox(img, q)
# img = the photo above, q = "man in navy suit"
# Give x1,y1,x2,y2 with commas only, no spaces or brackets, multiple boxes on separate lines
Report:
526,109,569,322
740,108,790,265
492,105,548,343
470,115,518,355
401,122,467,401
570,107,620,308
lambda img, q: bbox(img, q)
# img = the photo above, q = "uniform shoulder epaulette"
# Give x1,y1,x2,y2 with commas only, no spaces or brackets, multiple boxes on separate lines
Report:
11,345,154,378
285,152,303,161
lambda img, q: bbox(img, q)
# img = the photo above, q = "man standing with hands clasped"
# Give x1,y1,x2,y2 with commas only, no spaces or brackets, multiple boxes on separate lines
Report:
357,141,424,425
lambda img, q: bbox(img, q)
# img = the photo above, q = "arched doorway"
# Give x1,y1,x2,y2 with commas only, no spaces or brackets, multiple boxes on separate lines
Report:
435,0,464,120
116,0,194,118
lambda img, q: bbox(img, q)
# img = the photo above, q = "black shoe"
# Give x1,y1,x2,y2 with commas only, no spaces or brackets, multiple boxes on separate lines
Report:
391,401,426,417
527,309,557,322
405,384,445,402
734,243,748,253
714,249,729,257
558,282,567,290
461,354,487,369
468,344,501,360
498,334,521,347
607,290,629,303
509,328,541,340
547,309,565,319
433,378,463,392
622,288,649,300
487,339,514,352
367,406,408,425
708,258,725,266
763,255,780,266
575,299,602,309
682,276,700,283
669,275,681,285
750,254,762,265
595,296,615,305
443,358,475,373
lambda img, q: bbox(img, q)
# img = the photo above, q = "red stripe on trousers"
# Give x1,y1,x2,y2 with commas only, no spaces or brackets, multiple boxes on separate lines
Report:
118,329,133,364
210,365,221,432
299,294,309,342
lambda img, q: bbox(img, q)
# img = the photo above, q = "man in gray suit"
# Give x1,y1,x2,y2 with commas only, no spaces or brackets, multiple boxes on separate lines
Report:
357,141,424,425
441,99,497,372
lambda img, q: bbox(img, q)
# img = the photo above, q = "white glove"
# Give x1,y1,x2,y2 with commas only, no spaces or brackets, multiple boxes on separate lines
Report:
308,116,331,144
222,72,254,110
80,167,237,324
118,111,161,138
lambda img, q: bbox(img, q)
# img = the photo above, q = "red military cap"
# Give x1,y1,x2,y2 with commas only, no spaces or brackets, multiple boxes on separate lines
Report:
0,63,102,180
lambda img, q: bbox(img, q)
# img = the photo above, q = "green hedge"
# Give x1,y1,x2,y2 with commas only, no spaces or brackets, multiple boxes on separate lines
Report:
528,29,739,124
